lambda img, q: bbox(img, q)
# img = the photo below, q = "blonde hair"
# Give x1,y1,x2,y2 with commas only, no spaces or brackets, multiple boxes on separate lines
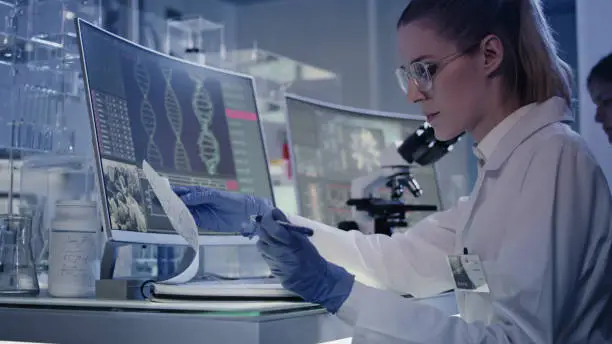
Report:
397,0,573,105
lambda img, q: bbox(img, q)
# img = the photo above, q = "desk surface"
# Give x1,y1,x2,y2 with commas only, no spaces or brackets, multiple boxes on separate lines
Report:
0,292,457,344
0,296,348,344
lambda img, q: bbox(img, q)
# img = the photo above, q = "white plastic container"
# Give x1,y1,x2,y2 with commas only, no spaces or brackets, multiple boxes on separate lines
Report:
48,200,99,298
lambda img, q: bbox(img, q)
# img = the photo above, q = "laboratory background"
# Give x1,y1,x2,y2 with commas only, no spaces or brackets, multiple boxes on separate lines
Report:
0,0,608,343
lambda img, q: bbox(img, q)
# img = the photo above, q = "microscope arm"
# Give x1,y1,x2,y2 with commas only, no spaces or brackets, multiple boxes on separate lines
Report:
349,166,412,234
350,167,409,200
351,140,413,199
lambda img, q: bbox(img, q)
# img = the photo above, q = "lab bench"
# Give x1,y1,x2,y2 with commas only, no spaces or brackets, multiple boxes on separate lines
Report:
0,295,351,344
0,292,457,344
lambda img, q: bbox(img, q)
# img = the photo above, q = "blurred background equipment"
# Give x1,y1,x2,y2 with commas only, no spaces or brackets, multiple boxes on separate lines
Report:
0,0,103,290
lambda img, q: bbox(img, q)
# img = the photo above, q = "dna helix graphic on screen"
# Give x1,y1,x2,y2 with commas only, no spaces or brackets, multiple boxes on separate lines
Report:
162,67,192,172
134,58,164,167
190,74,221,175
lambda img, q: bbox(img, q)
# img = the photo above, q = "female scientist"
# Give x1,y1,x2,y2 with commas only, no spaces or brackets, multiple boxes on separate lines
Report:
588,53,612,144
174,0,612,342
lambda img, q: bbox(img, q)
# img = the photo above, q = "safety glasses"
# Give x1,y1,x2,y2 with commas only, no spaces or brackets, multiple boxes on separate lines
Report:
395,43,480,94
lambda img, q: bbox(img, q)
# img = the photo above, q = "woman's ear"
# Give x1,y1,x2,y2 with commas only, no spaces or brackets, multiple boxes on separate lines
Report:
480,34,504,77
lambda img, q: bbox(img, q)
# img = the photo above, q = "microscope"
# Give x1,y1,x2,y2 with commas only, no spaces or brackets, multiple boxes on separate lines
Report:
338,123,463,236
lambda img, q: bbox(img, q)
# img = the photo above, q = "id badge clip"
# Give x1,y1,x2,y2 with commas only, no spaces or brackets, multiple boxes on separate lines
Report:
447,251,490,293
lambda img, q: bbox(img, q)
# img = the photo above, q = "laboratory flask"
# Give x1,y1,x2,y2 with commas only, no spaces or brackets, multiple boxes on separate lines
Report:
0,215,40,295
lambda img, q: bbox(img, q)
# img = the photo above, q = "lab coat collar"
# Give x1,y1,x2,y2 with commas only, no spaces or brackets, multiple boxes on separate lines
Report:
473,102,536,166
474,103,537,162
483,97,574,171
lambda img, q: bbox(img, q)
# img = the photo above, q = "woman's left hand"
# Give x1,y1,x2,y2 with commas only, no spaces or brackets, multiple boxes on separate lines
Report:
256,208,355,313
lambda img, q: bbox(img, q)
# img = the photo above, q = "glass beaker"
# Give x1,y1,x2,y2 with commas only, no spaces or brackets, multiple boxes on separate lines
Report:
0,215,40,296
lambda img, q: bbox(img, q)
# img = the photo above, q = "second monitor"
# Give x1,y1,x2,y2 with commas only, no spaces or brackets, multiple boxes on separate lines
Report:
285,94,442,230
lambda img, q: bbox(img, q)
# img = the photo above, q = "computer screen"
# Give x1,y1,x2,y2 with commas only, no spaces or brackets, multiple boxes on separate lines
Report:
285,94,442,229
76,19,274,243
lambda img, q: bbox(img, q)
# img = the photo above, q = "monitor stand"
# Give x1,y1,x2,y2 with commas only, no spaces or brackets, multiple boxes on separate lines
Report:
97,240,153,300
100,240,193,278
99,240,123,280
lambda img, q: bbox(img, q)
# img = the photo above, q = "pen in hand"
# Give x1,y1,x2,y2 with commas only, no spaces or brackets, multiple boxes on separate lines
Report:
254,215,314,237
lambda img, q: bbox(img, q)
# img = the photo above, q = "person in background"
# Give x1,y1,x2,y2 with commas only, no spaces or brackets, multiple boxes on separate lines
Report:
588,52,612,143
174,0,612,342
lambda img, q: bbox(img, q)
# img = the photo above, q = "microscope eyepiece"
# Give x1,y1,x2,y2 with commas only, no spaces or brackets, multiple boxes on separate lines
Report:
397,123,463,166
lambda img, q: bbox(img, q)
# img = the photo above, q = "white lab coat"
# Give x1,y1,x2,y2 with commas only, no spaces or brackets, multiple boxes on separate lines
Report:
288,97,612,343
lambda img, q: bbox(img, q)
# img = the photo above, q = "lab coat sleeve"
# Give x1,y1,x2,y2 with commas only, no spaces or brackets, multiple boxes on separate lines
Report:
287,199,463,297
333,137,612,343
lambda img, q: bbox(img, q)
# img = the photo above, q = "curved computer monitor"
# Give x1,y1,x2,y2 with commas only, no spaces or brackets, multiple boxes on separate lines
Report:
284,94,443,228
75,19,274,245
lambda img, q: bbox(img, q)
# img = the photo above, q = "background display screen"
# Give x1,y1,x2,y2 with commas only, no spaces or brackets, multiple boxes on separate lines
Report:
285,95,442,228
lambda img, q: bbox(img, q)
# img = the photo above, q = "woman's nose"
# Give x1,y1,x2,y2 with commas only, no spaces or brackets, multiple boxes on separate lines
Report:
406,81,426,104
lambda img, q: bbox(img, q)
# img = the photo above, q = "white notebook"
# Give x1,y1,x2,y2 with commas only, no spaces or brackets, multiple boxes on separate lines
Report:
150,279,299,299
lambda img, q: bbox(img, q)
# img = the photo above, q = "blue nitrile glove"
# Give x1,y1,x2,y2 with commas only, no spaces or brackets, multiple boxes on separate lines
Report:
256,208,355,313
172,186,273,233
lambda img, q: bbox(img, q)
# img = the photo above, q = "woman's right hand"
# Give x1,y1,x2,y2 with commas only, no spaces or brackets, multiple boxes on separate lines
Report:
172,186,273,234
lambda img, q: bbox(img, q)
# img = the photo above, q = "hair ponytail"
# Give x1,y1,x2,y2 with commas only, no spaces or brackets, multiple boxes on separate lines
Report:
515,0,573,105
